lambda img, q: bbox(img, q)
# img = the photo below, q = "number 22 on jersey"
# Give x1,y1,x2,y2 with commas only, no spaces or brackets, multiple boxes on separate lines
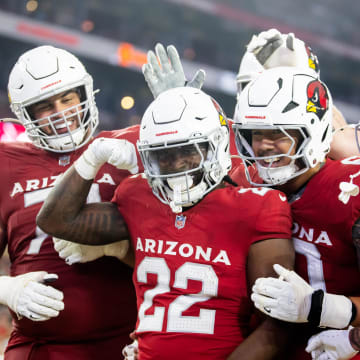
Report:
137,256,218,334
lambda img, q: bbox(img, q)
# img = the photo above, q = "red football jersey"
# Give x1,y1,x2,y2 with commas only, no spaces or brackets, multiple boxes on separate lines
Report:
289,157,360,360
0,126,141,357
112,176,292,360
293,158,360,296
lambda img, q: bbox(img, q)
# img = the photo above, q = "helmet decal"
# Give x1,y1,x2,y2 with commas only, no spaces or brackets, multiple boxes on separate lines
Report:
306,80,329,120
233,67,333,186
305,45,320,74
211,98,228,127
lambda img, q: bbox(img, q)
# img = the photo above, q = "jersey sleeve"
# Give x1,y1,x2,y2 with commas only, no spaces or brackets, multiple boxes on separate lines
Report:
252,189,292,243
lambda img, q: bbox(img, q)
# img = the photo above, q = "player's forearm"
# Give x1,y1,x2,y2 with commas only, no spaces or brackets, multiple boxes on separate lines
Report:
349,297,360,326
37,166,91,237
227,319,291,360
37,166,128,245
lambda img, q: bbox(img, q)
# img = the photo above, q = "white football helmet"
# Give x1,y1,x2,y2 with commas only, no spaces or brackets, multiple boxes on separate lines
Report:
138,87,231,213
8,45,99,152
233,66,333,186
236,31,320,98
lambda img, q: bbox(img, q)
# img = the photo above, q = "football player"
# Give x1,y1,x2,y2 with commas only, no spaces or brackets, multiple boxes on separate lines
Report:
236,28,359,161
37,86,295,360
233,66,360,359
138,35,360,359
1,45,141,359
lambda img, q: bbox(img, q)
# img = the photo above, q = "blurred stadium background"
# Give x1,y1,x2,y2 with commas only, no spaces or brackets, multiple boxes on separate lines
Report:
0,0,360,139
0,0,359,354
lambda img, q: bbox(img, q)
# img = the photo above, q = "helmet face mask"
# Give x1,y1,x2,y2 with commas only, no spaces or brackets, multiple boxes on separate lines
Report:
8,46,99,152
138,87,231,212
234,124,310,185
233,67,332,187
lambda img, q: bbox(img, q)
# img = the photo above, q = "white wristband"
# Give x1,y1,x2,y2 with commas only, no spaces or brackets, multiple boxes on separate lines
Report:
74,147,102,180
0,276,16,308
320,293,353,329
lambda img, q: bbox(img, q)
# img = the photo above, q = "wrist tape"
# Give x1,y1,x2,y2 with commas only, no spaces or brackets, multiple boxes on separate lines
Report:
307,290,354,329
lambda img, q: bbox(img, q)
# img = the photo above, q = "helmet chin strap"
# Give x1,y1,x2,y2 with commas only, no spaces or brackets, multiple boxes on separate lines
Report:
46,127,85,151
257,159,299,185
166,174,208,213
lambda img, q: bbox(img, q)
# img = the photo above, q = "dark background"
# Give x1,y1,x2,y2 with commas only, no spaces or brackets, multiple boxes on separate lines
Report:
0,0,359,131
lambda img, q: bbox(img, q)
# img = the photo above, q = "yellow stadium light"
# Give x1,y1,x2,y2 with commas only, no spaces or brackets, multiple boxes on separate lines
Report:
121,96,135,110
26,0,38,12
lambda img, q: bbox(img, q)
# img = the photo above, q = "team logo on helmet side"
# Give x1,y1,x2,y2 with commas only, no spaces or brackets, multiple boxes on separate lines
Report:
306,80,329,120
305,46,320,74
210,98,228,127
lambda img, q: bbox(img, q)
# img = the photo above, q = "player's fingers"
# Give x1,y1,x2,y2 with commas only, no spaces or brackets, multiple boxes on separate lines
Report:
167,45,183,74
65,254,83,265
29,282,64,301
142,63,153,77
155,43,171,74
286,33,295,50
317,353,335,360
19,308,50,321
25,301,61,318
251,292,278,311
306,334,323,353
147,49,162,78
188,70,206,89
254,276,286,292
58,245,79,260
273,263,292,280
53,239,67,252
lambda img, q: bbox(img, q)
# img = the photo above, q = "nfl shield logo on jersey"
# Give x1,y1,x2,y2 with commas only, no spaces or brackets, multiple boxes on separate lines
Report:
175,214,186,229
58,155,71,166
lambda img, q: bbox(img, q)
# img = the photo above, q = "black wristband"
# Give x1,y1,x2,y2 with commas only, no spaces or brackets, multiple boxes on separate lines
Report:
350,301,357,324
307,289,324,326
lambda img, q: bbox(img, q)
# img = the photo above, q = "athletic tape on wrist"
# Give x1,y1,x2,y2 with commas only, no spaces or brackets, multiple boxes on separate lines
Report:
74,149,101,180
307,289,324,326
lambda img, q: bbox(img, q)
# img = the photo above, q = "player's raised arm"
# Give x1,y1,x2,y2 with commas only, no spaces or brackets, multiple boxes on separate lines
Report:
37,137,138,245
143,42,205,98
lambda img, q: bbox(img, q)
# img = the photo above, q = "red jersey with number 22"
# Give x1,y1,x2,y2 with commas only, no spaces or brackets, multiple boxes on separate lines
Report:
113,176,292,360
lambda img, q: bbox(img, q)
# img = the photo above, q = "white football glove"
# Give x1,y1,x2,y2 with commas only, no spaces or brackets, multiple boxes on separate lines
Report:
251,264,353,329
0,272,64,321
306,328,358,360
122,339,139,360
53,237,130,265
74,137,139,180
142,43,205,98
246,28,319,75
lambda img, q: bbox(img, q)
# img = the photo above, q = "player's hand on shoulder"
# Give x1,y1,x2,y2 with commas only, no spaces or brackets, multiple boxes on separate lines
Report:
306,328,359,360
75,137,139,180
0,271,64,321
143,42,205,98
53,237,105,265
246,28,319,74
53,237,130,265
251,264,354,329
251,263,313,323
90,137,138,173
247,28,283,65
